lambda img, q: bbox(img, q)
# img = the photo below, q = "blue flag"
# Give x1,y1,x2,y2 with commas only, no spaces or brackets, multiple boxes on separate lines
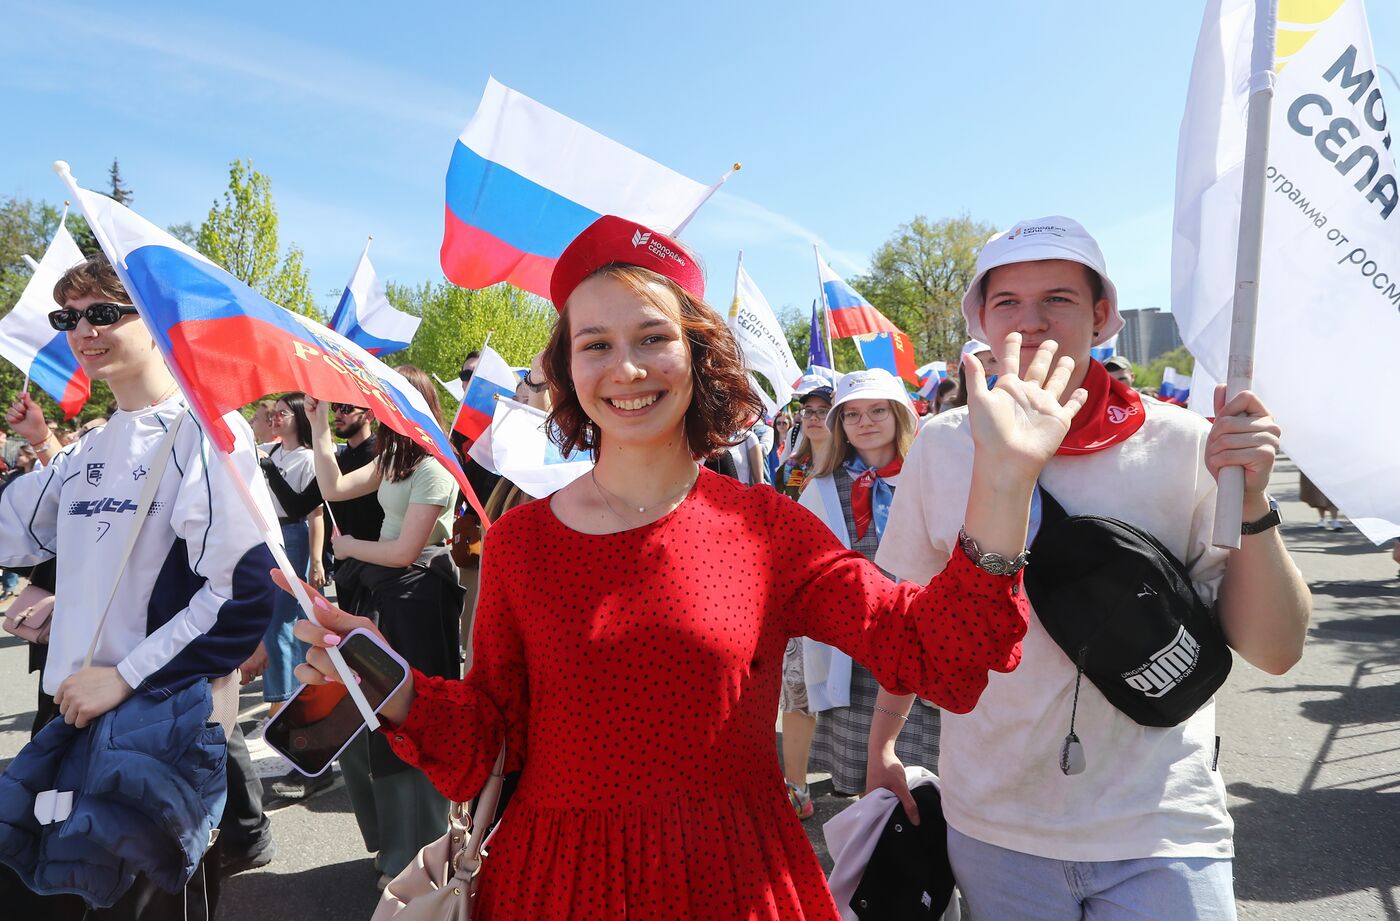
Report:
807,299,830,369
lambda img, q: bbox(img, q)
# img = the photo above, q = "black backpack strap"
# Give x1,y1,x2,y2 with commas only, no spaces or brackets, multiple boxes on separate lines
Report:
1037,486,1069,525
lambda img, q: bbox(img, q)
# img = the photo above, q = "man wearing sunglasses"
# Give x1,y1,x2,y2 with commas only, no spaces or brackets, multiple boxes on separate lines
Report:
0,255,279,920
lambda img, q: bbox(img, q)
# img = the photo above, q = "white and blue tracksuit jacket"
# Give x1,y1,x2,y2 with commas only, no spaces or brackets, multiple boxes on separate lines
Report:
0,396,280,696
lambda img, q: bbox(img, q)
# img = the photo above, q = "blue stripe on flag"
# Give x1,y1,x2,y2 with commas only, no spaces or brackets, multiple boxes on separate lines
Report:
446,142,602,259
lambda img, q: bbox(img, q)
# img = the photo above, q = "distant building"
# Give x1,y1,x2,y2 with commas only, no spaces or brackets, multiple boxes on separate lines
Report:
1118,308,1183,366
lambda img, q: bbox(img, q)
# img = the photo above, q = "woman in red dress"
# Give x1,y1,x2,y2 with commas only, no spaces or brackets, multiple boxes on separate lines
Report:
285,216,1087,920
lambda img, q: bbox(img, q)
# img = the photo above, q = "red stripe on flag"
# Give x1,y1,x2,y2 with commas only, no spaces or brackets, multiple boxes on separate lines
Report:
828,304,900,338
58,372,90,421
452,402,492,442
440,207,556,299
164,314,492,525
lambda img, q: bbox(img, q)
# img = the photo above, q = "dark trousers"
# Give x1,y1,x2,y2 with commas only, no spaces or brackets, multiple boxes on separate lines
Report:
0,853,221,921
219,721,269,850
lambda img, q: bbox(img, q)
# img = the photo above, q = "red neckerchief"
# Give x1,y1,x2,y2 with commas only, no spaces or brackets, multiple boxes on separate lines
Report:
1056,359,1145,455
849,457,903,541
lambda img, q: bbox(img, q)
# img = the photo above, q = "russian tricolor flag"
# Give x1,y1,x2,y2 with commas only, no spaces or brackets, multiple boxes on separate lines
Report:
442,77,713,299
916,360,949,399
452,344,517,442
330,239,420,356
0,222,90,419
467,396,592,499
816,252,919,385
63,178,489,524
1159,367,1191,405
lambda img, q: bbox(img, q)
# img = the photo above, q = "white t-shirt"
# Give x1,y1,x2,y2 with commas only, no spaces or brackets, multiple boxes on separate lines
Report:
875,400,1235,861
261,442,316,519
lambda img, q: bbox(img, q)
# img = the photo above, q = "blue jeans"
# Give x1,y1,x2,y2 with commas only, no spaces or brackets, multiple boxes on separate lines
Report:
262,520,310,703
947,824,1237,921
1,570,18,595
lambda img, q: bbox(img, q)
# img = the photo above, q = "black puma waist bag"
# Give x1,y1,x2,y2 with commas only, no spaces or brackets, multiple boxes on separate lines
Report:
1022,489,1233,728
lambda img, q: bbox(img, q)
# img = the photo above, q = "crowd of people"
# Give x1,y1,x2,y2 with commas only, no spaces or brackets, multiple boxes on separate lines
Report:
0,212,1319,920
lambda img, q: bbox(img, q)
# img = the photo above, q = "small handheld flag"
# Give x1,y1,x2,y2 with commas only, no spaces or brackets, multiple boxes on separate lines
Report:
329,238,421,356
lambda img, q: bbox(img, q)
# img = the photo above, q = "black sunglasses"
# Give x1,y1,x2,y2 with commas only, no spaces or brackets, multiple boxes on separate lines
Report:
331,403,368,415
48,303,138,331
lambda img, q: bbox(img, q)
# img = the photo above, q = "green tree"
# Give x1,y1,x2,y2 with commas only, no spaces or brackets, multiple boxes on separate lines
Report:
849,213,996,365
108,158,132,205
1133,345,1195,392
195,159,320,319
389,281,554,401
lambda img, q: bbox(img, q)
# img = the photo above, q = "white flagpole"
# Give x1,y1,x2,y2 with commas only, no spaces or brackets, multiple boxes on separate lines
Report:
672,163,741,237
21,255,39,271
733,250,744,317
1212,0,1277,550
52,161,381,728
813,246,836,371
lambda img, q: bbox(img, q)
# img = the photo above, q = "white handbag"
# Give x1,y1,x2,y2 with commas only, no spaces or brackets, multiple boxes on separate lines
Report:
371,745,508,921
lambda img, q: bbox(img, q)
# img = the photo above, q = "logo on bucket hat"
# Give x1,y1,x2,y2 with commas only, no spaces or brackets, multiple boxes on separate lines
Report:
960,215,1123,345
631,230,652,248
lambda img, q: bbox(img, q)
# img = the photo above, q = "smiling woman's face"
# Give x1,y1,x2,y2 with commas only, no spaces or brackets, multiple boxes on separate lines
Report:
564,273,694,452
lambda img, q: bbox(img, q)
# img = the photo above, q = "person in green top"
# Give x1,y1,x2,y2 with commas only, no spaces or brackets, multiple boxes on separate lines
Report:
304,364,465,889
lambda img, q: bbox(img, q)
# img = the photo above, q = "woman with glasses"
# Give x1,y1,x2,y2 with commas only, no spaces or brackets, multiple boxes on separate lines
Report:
303,366,463,888
256,393,325,722
798,369,943,820
775,381,834,501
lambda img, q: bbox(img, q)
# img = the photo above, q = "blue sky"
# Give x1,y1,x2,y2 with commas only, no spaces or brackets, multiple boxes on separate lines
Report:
4,1,1397,335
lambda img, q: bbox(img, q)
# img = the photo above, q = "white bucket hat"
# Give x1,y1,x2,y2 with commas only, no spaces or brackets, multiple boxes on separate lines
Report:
825,369,918,432
960,216,1123,345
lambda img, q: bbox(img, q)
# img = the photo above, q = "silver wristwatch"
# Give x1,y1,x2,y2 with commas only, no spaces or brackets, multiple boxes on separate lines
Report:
958,527,1030,576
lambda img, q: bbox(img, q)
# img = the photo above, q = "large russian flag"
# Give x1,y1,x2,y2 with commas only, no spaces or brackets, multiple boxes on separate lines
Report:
451,344,516,442
66,181,489,524
0,223,90,419
329,239,420,356
442,77,713,299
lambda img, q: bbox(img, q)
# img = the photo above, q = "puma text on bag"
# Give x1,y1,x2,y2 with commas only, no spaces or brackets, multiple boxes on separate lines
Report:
1024,489,1232,728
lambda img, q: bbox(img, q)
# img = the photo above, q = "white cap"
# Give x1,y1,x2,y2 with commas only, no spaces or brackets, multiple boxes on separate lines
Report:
960,216,1122,345
794,367,840,399
961,339,991,356
825,369,918,431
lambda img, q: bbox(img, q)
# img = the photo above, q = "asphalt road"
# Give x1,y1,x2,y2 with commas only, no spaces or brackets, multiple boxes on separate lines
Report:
0,458,1396,919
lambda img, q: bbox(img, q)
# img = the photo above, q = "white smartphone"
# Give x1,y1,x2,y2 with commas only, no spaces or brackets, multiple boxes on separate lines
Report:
263,627,410,777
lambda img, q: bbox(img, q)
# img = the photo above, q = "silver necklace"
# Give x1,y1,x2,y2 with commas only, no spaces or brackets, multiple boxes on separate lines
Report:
591,467,698,521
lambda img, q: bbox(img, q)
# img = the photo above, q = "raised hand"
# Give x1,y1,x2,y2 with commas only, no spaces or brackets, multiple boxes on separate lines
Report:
964,333,1087,484
5,392,51,446
304,395,331,439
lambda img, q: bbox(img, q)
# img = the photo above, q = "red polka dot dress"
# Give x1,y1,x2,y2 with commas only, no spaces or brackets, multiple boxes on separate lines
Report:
384,468,1028,920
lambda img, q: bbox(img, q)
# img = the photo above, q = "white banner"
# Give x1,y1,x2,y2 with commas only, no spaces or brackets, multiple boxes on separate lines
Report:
1173,0,1400,541
469,396,592,499
728,257,803,407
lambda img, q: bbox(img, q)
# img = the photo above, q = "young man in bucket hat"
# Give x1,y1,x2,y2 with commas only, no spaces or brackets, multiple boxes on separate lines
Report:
875,216,1311,919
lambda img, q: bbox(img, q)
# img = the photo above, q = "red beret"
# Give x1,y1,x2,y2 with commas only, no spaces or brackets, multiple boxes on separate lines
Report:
550,215,705,312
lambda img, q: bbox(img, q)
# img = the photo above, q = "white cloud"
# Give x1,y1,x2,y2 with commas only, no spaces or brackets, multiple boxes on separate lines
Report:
20,1,469,132
692,191,870,277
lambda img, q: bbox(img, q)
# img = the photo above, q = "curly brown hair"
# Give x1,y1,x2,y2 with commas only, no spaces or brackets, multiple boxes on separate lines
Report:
543,265,763,460
53,254,128,306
